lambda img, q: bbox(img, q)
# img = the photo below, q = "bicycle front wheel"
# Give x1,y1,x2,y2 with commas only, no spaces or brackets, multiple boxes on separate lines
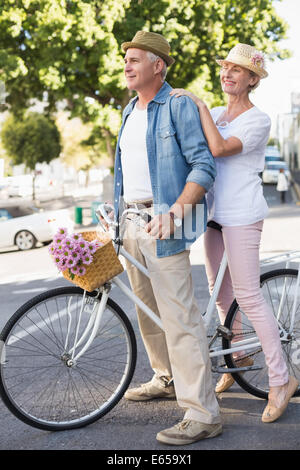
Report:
0,286,137,431
223,269,300,399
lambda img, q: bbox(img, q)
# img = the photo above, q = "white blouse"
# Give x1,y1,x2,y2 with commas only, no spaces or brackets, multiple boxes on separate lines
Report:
207,105,271,226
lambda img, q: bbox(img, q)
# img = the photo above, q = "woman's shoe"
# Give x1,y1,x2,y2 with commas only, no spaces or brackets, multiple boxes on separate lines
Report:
215,357,254,393
262,376,299,423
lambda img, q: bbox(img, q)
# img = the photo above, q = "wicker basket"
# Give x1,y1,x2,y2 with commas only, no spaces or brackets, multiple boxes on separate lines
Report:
61,231,123,292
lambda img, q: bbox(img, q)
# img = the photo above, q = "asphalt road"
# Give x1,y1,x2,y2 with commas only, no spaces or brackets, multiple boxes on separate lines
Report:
0,184,299,453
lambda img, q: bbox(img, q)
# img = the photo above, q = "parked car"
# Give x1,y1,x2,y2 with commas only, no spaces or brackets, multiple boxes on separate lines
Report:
0,204,74,250
265,155,283,162
262,161,291,184
265,146,283,163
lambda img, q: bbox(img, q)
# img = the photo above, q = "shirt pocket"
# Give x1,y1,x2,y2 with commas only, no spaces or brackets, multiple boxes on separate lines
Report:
157,124,180,158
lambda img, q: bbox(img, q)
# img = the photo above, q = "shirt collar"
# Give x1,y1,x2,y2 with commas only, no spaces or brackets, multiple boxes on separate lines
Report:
125,81,172,113
151,81,172,104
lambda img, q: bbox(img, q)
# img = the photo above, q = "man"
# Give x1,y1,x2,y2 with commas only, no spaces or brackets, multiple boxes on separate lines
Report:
113,30,221,445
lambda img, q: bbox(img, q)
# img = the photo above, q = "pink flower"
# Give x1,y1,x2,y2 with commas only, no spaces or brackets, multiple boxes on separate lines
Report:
70,233,82,242
50,229,99,277
48,243,55,254
58,259,67,271
53,255,61,266
251,52,264,68
87,241,103,254
66,256,75,267
71,265,79,275
61,246,71,258
78,239,90,251
58,227,68,236
63,237,75,249
77,266,86,276
70,250,80,260
53,234,65,245
82,253,93,265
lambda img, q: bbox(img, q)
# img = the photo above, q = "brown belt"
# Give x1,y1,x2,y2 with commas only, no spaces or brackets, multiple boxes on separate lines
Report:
125,201,153,209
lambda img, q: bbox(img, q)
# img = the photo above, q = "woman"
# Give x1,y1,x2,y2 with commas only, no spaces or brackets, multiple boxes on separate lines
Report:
276,168,289,203
170,43,298,423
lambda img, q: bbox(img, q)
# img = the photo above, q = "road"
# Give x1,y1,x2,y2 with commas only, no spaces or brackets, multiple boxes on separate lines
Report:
0,184,299,452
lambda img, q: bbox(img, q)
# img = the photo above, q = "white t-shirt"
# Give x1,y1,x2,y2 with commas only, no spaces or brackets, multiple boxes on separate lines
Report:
207,106,271,226
119,104,153,203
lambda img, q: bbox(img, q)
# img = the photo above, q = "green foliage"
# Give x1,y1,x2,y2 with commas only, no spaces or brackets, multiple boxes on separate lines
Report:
1,112,61,170
115,0,290,106
0,0,290,164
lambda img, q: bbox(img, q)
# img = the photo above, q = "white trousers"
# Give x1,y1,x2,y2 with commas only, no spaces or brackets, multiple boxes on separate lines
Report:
122,213,220,424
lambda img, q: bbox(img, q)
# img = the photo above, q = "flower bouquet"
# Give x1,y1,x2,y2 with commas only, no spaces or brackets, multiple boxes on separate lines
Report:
49,228,124,291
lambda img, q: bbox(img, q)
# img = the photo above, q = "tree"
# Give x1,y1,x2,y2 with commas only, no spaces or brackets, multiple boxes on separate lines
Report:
1,112,61,199
0,0,290,164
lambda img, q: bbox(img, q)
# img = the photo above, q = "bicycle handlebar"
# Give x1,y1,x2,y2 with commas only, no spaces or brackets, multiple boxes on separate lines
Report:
95,203,152,231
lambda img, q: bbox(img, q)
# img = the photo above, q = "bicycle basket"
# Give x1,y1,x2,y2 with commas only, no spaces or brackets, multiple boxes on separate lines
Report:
61,231,124,292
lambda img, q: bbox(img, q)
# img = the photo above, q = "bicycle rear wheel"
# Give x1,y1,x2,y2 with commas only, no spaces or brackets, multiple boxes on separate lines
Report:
0,286,136,431
223,269,300,399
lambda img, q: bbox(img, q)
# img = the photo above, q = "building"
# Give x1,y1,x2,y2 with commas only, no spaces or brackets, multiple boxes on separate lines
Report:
277,93,300,196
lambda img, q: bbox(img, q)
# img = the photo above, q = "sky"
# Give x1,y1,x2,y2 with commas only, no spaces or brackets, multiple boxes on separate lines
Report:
254,0,300,135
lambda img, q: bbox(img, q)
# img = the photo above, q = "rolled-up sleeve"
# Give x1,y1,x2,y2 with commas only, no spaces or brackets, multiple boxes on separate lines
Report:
171,95,216,191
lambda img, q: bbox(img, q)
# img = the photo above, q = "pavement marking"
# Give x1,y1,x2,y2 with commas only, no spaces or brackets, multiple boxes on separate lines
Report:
12,288,48,294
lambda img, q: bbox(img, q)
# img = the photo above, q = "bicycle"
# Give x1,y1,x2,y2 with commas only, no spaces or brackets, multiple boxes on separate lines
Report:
0,203,299,431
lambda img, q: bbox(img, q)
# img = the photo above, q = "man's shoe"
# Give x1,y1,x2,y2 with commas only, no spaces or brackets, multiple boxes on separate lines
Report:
156,419,222,446
124,376,175,401
215,356,254,393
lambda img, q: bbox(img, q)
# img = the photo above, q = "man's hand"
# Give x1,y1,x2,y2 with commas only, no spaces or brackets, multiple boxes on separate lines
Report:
145,213,175,240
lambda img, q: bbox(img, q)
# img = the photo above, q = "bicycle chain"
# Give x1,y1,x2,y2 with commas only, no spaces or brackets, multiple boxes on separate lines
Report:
208,329,262,369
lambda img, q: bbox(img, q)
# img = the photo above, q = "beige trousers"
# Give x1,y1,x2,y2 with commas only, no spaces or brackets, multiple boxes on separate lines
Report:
122,213,220,424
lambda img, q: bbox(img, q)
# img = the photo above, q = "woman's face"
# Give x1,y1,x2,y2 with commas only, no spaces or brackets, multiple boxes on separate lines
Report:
220,62,259,96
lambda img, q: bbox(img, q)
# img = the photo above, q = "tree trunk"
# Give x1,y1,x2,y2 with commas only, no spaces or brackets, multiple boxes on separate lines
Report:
103,128,115,170
32,173,36,201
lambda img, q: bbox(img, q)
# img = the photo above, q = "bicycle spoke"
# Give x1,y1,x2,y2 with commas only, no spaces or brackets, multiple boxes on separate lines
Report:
223,270,300,398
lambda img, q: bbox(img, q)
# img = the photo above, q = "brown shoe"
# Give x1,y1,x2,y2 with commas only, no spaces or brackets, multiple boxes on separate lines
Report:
156,419,222,446
124,376,175,401
215,357,254,393
262,376,299,423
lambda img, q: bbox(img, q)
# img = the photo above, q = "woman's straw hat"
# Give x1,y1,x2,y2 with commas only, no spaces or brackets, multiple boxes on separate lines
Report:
122,31,175,66
216,43,268,78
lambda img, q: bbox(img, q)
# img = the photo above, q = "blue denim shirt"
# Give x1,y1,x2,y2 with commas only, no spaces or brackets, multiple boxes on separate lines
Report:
113,81,216,257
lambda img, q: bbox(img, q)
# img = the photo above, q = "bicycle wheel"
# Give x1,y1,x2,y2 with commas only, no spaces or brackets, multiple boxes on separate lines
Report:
0,286,137,431
223,269,300,399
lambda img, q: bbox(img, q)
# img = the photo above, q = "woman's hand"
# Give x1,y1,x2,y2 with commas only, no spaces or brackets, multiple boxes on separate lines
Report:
170,88,204,107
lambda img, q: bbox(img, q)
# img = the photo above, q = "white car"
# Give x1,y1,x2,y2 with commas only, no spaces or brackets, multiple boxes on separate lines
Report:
265,146,283,163
265,145,281,157
0,204,74,250
262,161,291,184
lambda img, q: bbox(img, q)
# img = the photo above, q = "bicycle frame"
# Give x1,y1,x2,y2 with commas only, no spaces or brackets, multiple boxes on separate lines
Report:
67,204,300,366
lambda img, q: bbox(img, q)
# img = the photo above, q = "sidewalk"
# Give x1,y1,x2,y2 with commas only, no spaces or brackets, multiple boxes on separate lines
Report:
291,169,300,204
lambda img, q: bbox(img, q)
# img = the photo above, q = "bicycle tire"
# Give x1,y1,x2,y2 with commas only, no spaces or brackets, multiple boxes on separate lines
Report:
0,286,137,431
222,269,300,399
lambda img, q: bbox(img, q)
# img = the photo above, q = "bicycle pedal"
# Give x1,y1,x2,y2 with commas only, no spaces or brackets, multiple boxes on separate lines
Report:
217,325,234,340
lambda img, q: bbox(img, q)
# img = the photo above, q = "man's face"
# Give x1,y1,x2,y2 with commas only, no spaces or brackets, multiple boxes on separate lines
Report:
124,48,157,92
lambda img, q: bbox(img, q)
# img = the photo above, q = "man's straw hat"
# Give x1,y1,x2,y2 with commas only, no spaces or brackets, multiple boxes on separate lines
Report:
216,43,268,78
122,31,175,66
